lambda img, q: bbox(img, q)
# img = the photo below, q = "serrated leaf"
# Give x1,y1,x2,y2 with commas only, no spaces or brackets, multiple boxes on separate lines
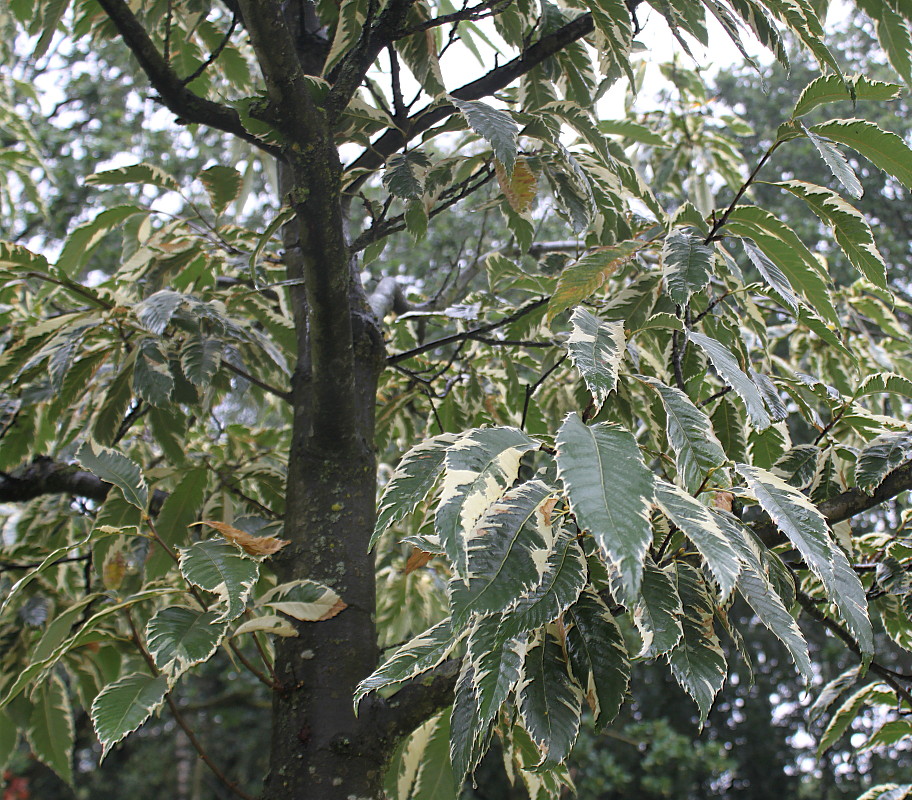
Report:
199,165,243,215
729,0,789,69
634,559,684,657
450,660,487,787
688,331,771,430
662,228,714,304
741,237,800,312
133,338,174,407
354,619,456,709
812,119,912,192
178,539,259,622
91,673,168,759
856,432,912,493
383,151,431,200
804,127,864,199
146,465,208,579
259,579,345,621
56,205,148,278
764,0,842,79
231,615,298,637
556,413,654,607
519,632,583,767
145,607,227,683
436,427,538,578
373,432,458,548
641,376,728,493
324,0,369,73
411,711,456,800
776,180,887,288
27,675,73,784
818,683,895,755
808,665,861,723
451,98,518,174
565,589,630,728
495,156,538,213
774,444,821,489
736,463,873,654
667,562,727,725
77,440,148,510
655,480,741,599
566,308,625,409
863,0,912,87
792,75,902,119
196,519,289,556
85,162,179,191
135,290,184,335
547,241,644,321
468,614,526,728
180,333,222,386
450,480,553,626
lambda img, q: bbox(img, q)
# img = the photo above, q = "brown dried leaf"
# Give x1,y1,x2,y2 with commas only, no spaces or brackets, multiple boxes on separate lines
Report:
320,598,348,621
196,519,290,556
541,497,559,527
404,547,434,575
713,492,734,512
496,157,538,213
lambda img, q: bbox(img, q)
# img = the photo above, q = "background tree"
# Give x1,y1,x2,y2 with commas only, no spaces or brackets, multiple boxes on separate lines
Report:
3,2,912,800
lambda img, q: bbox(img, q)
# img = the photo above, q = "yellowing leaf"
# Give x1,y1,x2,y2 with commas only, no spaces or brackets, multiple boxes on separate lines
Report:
405,547,434,574
496,157,538,214
195,520,290,556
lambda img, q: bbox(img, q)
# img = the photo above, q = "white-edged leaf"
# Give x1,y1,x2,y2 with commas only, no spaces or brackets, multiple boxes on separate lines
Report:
856,432,912,493
812,119,912,192
654,480,741,600
634,559,684,657
145,607,228,683
133,338,174,407
736,463,873,654
259,579,346,621
450,98,518,174
518,632,583,767
354,619,457,710
180,334,222,386
135,290,184,335
85,162,179,191
741,237,800,312
91,673,169,759
805,127,864,200
77,440,149,510
567,307,625,409
688,331,771,430
556,413,655,607
199,165,243,215
662,228,714,305
468,614,527,728
793,75,902,119
565,589,630,729
27,675,73,784
372,432,458,548
383,150,432,200
667,562,727,725
178,539,259,622
232,615,298,637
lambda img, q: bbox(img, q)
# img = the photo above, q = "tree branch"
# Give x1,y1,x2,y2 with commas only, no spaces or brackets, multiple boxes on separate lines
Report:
94,0,281,157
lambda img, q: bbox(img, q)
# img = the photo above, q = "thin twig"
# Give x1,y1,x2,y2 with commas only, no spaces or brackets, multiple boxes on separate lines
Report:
521,355,568,430
181,14,239,85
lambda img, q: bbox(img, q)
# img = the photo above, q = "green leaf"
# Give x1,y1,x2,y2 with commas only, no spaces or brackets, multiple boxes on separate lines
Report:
655,480,741,599
146,465,208,580
566,307,626,410
565,589,630,729
556,413,655,607
736,463,873,654
449,661,487,787
764,0,843,80
383,151,431,200
354,619,457,709
145,607,227,684
372,432,458,548
450,98,518,174
133,338,174,407
688,331,771,430
91,673,168,759
598,119,667,146
722,205,837,324
77,440,149,510
640,376,728,493
634,559,684,657
861,0,912,87
259,579,345,621
818,683,896,755
662,228,714,305
811,119,912,192
792,75,902,119
776,180,887,288
27,675,73,784
518,632,583,767
547,241,643,321
467,614,526,728
0,709,16,771
804,127,864,199
411,711,456,800
180,333,222,387
435,427,538,577
667,562,727,725
85,162,180,191
199,165,243,215
728,0,789,69
178,539,259,622
450,479,554,626
135,290,184,336
855,432,912,493
56,205,148,278
741,237,800,312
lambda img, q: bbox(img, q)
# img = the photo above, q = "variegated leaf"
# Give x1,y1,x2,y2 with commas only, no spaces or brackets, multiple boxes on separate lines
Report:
566,307,625,409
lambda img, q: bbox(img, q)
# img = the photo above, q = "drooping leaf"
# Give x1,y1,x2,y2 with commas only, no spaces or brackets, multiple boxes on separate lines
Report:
566,307,626,410
135,290,184,336
518,632,583,768
654,480,741,600
449,661,487,787
736,463,873,654
855,432,912,493
451,98,519,174
556,413,655,607
145,607,228,683
27,675,74,784
811,119,912,192
634,559,684,657
792,75,902,119
91,673,169,759
77,440,149,510
804,127,864,199
740,237,799,312
383,151,432,200
178,539,259,622
180,333,222,387
667,562,727,725
688,331,771,430
662,228,714,305
133,338,174,407
199,165,244,215
372,432,458,548
565,589,630,729
259,579,346,621
496,156,538,213
467,614,526,728
195,519,289,556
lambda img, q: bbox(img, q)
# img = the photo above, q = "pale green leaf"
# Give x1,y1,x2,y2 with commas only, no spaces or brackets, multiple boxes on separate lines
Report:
85,162,180,191
77,440,149,510
178,539,259,622
792,75,902,119
133,338,174,407
145,607,227,683
135,290,184,335
855,432,912,493
260,579,345,621
556,413,654,606
199,165,243,215
804,127,864,199
812,119,912,191
27,675,73,783
180,333,222,387
662,228,714,305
